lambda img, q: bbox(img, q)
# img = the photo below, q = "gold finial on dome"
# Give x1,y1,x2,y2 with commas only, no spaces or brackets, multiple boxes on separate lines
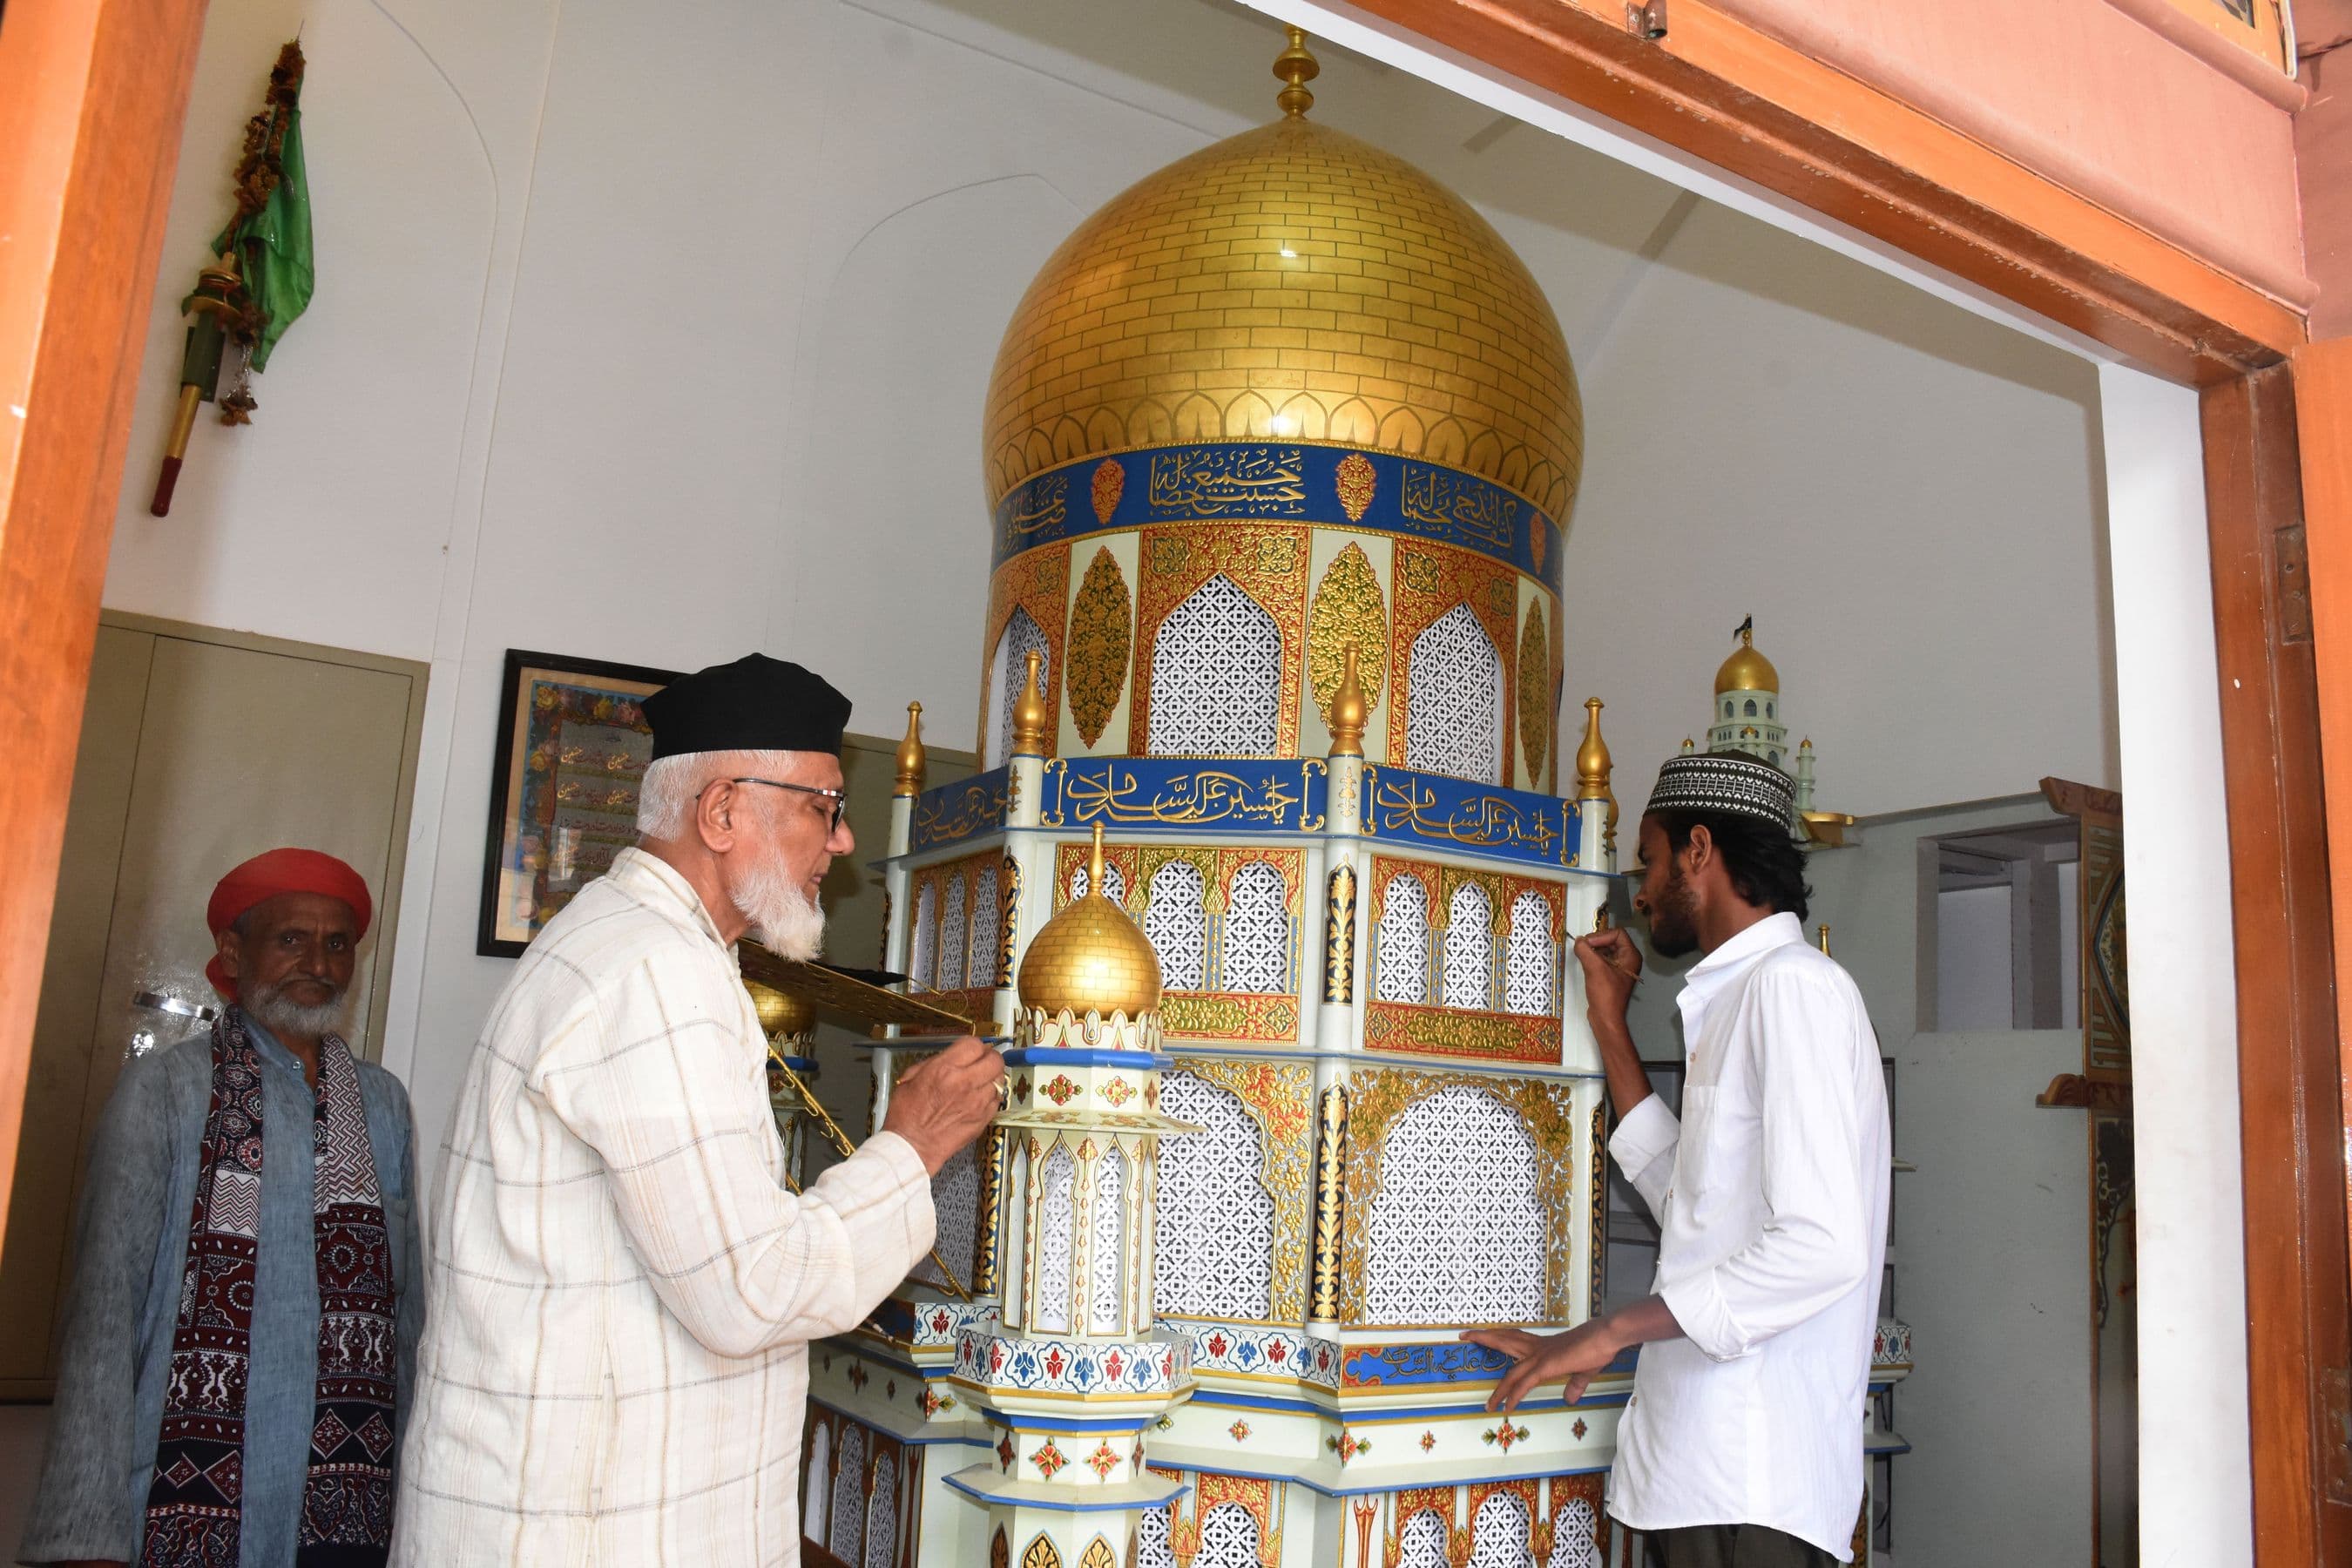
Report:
1010,650,1050,756
1274,26,1320,117
1575,698,1612,801
893,700,927,798
743,977,814,1042
1715,615,1781,693
1017,823,1162,1020
1328,640,1367,758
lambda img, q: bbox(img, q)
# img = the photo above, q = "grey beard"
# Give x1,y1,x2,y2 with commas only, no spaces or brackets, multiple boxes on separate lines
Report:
733,861,827,961
242,977,352,1042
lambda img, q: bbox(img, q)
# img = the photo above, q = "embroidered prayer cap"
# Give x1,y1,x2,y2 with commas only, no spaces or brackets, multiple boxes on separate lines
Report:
205,848,374,999
642,652,852,760
1643,750,1796,833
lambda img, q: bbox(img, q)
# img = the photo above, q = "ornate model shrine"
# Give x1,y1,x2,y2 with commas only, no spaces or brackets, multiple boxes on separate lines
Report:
797,32,1628,1568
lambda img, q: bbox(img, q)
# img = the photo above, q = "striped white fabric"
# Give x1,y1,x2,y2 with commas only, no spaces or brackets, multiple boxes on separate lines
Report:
393,848,934,1566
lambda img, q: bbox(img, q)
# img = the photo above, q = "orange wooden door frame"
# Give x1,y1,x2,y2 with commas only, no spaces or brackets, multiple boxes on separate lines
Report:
0,0,2342,1559
0,0,211,1249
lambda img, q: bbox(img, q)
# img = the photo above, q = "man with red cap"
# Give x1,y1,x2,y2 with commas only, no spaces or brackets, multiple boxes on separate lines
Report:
20,848,422,1568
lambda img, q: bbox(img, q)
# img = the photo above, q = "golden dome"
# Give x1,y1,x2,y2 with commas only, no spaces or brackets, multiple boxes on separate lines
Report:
982,37,1581,520
1715,625,1780,693
1017,825,1162,1019
744,978,814,1040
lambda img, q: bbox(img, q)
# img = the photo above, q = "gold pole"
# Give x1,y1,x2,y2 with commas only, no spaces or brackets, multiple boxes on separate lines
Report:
766,1040,972,1301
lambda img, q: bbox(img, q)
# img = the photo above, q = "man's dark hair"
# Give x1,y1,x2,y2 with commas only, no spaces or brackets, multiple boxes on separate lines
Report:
1651,808,1811,923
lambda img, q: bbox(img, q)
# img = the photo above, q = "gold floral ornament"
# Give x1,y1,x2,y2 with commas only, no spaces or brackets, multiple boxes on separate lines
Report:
1065,547,1132,747
1309,543,1387,727
1091,458,1125,523
1516,603,1549,786
1335,452,1377,522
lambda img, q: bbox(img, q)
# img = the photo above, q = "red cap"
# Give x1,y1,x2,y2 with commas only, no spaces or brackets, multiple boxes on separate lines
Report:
205,848,373,1001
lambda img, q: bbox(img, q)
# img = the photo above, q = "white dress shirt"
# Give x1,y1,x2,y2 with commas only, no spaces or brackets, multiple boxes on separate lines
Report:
1605,912,1889,1559
394,848,935,1566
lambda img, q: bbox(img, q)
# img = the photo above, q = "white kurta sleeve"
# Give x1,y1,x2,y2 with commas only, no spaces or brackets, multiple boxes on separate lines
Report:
1607,1092,1680,1223
537,952,936,1359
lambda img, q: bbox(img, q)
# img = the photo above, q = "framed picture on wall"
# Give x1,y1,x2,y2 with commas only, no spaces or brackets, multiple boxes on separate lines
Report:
476,649,679,956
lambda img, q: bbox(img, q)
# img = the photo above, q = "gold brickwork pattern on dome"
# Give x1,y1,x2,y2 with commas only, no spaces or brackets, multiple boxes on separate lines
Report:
982,116,1581,520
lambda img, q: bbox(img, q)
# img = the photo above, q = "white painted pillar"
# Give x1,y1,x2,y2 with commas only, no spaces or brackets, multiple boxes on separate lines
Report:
2097,362,2251,1568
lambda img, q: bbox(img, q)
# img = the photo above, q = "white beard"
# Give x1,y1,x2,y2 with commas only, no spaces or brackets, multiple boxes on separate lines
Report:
243,977,353,1042
733,858,827,960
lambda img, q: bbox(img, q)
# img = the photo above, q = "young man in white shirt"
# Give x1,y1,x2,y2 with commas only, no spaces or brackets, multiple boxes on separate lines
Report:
1466,752,1889,1568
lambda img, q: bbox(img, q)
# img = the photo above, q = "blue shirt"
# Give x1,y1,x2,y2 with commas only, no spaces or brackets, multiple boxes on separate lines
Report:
17,1011,422,1567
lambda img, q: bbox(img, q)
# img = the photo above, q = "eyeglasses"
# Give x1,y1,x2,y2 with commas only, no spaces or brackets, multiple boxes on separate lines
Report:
706,775,848,833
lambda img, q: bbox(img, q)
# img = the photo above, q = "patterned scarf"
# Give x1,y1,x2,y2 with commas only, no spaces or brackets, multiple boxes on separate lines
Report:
142,1010,399,1568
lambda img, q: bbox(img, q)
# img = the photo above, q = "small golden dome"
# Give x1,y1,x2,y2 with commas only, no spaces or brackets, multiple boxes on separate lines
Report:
1017,825,1162,1019
744,978,814,1040
1715,624,1780,693
982,35,1580,518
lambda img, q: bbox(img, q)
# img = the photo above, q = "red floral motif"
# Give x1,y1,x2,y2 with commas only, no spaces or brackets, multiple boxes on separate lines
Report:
997,1432,1016,1471
1482,1422,1530,1451
1042,1074,1081,1106
923,1388,956,1418
1267,1340,1287,1363
1418,1430,1436,1453
1085,1440,1122,1479
1145,1082,1159,1109
1571,1418,1588,1439
1099,1076,1136,1107
1315,1346,1331,1371
1044,1348,1065,1380
1205,1333,1229,1358
1032,1439,1068,1480
990,1342,1006,1375
930,1308,952,1335
846,1363,868,1391
1327,1431,1367,1464
1013,1076,1031,1100
1105,1350,1125,1382
1228,1419,1252,1443
1091,459,1125,524
1160,1349,1175,1377
885,1379,896,1400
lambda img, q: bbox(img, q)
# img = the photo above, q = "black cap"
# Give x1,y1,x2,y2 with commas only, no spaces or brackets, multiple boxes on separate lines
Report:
642,653,852,761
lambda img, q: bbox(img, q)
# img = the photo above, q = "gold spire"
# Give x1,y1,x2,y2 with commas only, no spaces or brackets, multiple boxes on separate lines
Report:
1575,698,1612,801
1328,640,1367,758
1010,649,1050,756
1816,923,1833,956
1274,26,1319,117
893,700,927,798
1017,823,1163,1019
1715,620,1781,693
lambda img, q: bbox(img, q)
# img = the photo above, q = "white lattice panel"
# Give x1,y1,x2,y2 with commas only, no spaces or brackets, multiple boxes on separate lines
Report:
864,1452,897,1568
1147,573,1281,757
1069,861,1127,906
1375,875,1429,1004
828,1423,866,1564
1469,1492,1530,1568
1032,1143,1076,1332
911,882,937,989
1504,891,1554,1017
1221,860,1289,994
971,862,1001,990
1407,603,1505,784
1548,1501,1601,1568
1090,1146,1125,1333
1362,1085,1546,1324
916,1143,978,1289
801,1423,830,1544
1146,861,1207,990
1136,1504,1176,1568
1154,1072,1274,1319
1442,882,1493,1010
1197,1503,1262,1568
1397,1509,1450,1568
987,607,1051,769
938,873,968,991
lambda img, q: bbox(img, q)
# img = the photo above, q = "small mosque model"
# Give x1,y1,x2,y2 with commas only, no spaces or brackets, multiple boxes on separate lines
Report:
1684,618,1851,846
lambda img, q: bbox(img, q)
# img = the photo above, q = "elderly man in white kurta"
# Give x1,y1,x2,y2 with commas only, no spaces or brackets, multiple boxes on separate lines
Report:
395,654,1003,1565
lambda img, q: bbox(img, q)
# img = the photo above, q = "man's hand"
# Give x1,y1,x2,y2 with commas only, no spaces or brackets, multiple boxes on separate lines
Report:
1462,1318,1622,1412
882,1037,1005,1174
1572,926,1643,1029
